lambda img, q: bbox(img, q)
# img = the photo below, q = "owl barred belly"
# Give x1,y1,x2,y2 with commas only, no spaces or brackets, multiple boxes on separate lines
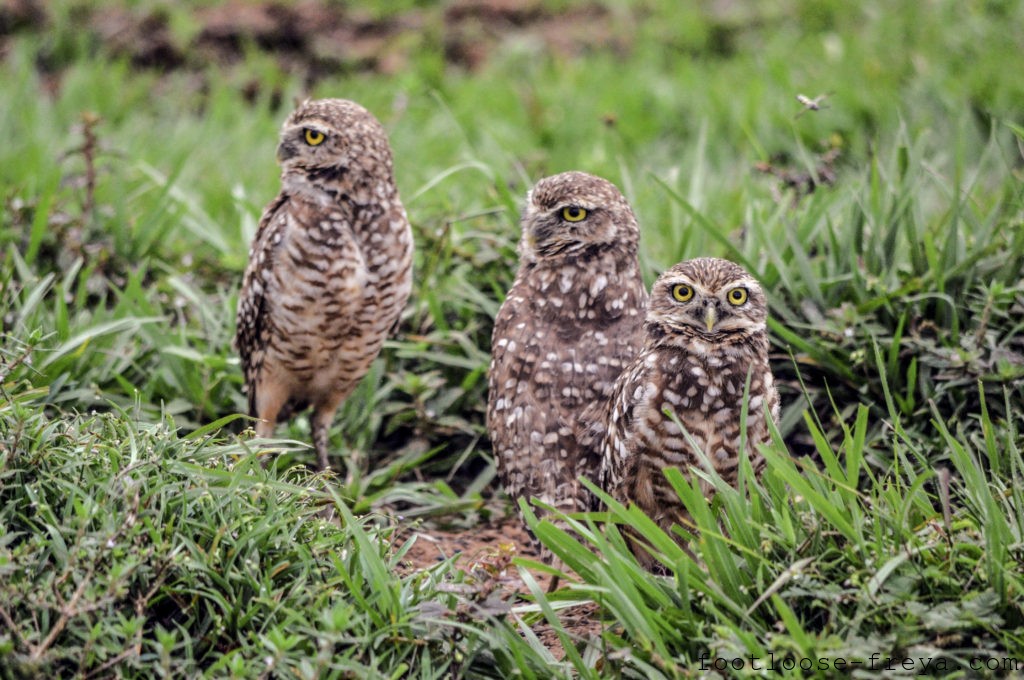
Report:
263,211,405,385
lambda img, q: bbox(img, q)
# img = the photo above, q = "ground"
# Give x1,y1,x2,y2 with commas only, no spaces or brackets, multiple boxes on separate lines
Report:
2,0,631,86
395,514,605,658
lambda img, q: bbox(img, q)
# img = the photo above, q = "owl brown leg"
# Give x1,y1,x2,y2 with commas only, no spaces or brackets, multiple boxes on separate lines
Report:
255,418,277,439
253,378,288,440
311,412,333,471
311,395,345,472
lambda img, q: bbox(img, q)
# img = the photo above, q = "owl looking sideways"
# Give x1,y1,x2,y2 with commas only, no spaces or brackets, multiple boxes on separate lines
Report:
582,257,779,568
235,99,413,471
487,171,648,539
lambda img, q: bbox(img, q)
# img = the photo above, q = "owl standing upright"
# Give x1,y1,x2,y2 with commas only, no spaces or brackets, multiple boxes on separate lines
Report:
487,171,648,535
585,257,779,569
235,98,413,471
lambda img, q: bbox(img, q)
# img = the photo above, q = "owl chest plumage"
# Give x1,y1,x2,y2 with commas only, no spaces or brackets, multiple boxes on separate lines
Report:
611,334,776,513
260,194,412,392
533,261,640,386
492,254,646,415
488,249,646,506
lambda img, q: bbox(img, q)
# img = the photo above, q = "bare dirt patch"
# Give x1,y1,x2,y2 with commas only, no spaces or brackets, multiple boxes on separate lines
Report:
395,513,606,660
442,0,628,70
4,0,633,86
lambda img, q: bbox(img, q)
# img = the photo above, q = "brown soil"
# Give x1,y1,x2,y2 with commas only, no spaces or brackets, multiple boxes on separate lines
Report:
396,513,549,584
393,513,606,660
4,0,633,89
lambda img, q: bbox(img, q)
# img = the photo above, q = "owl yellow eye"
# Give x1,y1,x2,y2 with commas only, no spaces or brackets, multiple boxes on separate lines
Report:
727,287,748,305
672,284,694,302
304,128,325,146
561,206,587,222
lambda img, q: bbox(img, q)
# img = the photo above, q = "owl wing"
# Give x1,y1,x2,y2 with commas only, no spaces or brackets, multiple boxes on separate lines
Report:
487,297,580,521
235,194,289,416
575,399,610,510
573,321,645,509
488,297,544,498
742,352,781,478
595,356,650,498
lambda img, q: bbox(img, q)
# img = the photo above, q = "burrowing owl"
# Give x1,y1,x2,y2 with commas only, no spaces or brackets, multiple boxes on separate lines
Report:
487,171,647,535
235,98,413,471
584,257,779,568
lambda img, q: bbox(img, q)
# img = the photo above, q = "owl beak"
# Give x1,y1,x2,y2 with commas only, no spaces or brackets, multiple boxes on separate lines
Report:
704,305,717,332
527,221,552,251
276,141,296,163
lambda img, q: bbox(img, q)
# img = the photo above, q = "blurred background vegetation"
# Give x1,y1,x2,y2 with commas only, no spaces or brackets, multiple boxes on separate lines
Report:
1,0,1023,677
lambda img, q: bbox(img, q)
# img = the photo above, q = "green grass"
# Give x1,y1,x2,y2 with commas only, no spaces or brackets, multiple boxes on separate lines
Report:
2,0,1024,677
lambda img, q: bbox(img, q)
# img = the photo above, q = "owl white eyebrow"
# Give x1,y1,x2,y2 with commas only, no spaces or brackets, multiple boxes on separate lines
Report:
666,279,706,294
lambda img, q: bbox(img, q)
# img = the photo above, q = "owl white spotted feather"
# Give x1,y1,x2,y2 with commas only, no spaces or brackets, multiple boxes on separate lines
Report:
487,171,647,545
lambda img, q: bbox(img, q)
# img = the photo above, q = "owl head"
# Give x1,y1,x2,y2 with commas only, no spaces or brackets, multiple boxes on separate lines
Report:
646,257,768,346
519,171,640,263
275,98,394,200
